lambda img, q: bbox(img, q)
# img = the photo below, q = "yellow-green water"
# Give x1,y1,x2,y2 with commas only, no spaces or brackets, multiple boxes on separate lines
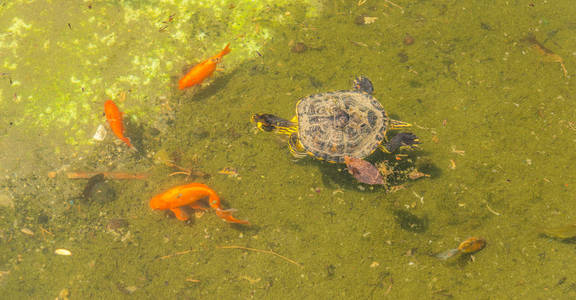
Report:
1,0,576,298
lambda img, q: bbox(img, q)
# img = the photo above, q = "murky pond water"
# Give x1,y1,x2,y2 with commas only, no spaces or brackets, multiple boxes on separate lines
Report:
1,0,576,298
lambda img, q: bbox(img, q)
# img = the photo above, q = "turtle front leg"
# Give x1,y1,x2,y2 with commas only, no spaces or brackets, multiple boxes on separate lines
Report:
382,132,420,153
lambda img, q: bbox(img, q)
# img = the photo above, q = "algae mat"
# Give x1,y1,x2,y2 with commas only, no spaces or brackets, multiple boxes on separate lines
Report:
1,0,576,298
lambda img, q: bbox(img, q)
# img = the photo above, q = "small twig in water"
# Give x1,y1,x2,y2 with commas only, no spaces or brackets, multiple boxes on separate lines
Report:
412,191,424,204
38,225,54,240
218,245,302,268
48,171,148,179
486,204,501,216
450,145,466,156
525,36,568,77
385,0,404,13
385,277,393,295
159,250,192,260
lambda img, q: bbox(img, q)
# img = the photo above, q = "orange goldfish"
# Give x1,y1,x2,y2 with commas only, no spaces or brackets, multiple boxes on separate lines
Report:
149,182,249,224
104,100,132,148
178,43,231,90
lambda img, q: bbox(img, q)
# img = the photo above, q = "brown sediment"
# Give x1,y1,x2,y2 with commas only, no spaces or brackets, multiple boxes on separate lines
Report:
403,34,415,46
290,42,308,53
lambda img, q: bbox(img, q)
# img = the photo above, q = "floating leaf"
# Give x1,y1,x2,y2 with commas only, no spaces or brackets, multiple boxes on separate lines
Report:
344,156,384,185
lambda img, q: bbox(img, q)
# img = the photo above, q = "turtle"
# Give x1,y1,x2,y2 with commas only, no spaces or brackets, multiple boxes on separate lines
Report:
251,76,419,164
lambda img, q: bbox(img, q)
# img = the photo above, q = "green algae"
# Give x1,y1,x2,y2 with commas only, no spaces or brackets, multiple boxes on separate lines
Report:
0,0,321,150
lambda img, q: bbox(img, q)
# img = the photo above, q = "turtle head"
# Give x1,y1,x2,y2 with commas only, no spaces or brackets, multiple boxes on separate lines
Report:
251,113,297,135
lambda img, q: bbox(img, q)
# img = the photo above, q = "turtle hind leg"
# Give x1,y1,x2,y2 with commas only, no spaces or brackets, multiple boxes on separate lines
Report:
288,133,308,159
353,76,374,94
381,132,420,153
389,119,412,129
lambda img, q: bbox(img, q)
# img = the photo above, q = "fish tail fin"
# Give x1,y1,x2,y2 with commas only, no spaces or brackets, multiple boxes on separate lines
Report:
214,208,249,225
435,248,459,260
220,43,231,57
122,137,134,149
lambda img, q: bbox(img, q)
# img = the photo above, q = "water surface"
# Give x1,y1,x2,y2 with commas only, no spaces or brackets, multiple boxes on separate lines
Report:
1,0,576,298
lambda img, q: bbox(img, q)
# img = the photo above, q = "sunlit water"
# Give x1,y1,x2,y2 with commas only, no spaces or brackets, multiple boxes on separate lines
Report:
1,1,576,298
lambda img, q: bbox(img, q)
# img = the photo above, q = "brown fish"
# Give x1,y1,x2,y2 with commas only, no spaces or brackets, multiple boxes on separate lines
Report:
344,156,384,185
435,237,486,260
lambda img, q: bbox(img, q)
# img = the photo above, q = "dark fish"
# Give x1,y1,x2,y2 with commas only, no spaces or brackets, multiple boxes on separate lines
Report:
81,173,116,203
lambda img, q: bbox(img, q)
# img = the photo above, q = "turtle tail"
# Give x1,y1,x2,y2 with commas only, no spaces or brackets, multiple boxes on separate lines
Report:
381,132,420,153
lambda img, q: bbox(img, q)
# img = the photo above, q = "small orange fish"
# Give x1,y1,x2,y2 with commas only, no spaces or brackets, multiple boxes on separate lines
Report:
457,237,486,253
104,100,132,148
149,182,249,224
178,43,231,90
435,237,486,260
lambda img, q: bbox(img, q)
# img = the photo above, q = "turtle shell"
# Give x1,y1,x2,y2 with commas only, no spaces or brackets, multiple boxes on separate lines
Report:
296,90,389,163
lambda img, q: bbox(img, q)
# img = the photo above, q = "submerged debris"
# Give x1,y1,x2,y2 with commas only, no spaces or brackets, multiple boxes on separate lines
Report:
116,283,138,295
291,42,308,53
154,149,209,179
92,124,107,141
218,167,239,177
393,210,428,233
523,35,568,77
20,228,34,236
54,249,72,256
289,41,323,53
403,34,415,46
407,169,430,180
541,223,576,239
354,15,378,25
57,288,70,300
106,218,129,232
